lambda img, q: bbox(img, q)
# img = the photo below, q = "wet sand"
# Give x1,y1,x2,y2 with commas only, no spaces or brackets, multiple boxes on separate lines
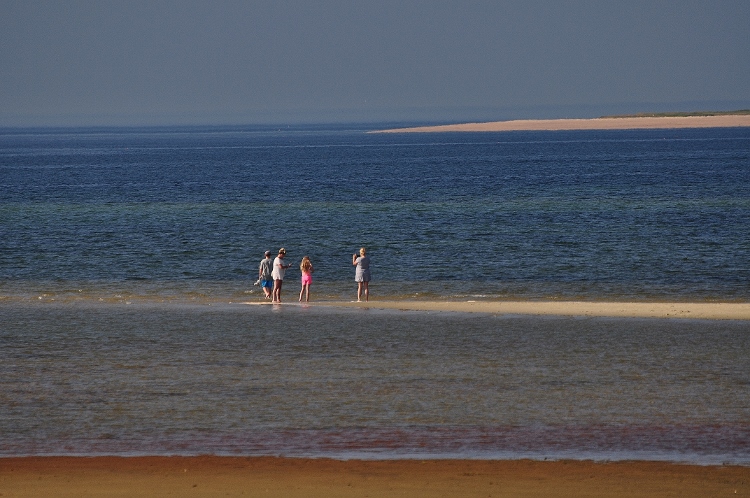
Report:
374,114,750,133
1,457,748,497
317,300,750,320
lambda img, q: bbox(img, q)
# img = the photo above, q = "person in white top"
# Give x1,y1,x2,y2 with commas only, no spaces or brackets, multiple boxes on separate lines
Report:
272,248,291,303
352,247,371,302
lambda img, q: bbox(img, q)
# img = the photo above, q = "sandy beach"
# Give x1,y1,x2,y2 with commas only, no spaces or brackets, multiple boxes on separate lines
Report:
313,300,750,320
374,114,750,133
1,456,748,497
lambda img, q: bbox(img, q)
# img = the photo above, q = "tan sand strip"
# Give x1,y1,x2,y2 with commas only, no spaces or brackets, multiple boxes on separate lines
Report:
374,114,750,133
1,456,747,498
316,300,750,320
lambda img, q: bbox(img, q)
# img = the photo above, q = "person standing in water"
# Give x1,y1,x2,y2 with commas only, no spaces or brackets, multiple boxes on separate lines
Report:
272,248,291,303
299,256,313,302
352,247,371,302
258,250,274,299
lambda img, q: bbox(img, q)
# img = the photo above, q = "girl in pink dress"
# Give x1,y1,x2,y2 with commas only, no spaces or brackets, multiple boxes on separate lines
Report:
299,256,314,302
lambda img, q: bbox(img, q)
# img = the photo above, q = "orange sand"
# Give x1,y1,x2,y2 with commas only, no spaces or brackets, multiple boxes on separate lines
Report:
374,114,750,133
316,300,750,320
1,456,748,498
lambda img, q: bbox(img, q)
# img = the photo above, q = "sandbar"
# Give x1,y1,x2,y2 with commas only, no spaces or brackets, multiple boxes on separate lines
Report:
374,114,750,133
1,456,748,497
316,300,750,320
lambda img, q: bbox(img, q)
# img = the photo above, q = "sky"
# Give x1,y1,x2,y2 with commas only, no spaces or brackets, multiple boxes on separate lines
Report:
1,0,749,127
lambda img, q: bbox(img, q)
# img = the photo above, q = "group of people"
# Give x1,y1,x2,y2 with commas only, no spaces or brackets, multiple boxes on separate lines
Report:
257,247,371,303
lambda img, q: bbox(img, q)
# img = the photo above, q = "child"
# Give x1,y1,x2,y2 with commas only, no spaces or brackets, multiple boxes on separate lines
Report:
299,256,314,302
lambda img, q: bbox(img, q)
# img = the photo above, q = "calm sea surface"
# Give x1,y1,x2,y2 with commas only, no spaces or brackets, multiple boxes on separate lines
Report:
1,125,749,463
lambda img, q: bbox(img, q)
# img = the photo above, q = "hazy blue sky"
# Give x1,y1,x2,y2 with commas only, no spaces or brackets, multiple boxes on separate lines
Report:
2,1,749,126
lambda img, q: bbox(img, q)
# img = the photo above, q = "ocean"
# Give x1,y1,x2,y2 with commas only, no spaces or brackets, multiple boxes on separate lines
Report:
1,124,749,463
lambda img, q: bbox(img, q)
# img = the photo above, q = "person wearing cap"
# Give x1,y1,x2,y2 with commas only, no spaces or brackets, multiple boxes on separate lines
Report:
271,248,291,303
258,250,274,299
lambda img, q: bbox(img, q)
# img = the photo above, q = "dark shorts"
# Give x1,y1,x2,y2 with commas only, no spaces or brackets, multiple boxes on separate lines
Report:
261,279,273,289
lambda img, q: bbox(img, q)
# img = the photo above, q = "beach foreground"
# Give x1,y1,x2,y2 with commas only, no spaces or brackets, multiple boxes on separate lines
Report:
1,457,748,497
314,300,750,320
375,114,750,133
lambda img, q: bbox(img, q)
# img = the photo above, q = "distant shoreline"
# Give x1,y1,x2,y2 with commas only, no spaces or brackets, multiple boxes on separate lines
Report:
373,113,750,133
601,109,750,118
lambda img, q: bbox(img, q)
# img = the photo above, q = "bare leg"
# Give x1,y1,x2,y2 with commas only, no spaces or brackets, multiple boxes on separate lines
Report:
357,282,363,302
273,279,283,303
305,284,310,302
363,281,369,302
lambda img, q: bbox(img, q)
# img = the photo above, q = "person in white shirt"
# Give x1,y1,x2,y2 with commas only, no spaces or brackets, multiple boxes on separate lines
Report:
272,248,291,303
352,247,371,302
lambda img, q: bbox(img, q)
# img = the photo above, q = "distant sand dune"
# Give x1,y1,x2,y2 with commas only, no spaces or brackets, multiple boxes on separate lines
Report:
374,114,750,133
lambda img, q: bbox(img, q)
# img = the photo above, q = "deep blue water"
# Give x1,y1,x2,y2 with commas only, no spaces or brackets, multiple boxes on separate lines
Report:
1,125,749,463
1,124,749,302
